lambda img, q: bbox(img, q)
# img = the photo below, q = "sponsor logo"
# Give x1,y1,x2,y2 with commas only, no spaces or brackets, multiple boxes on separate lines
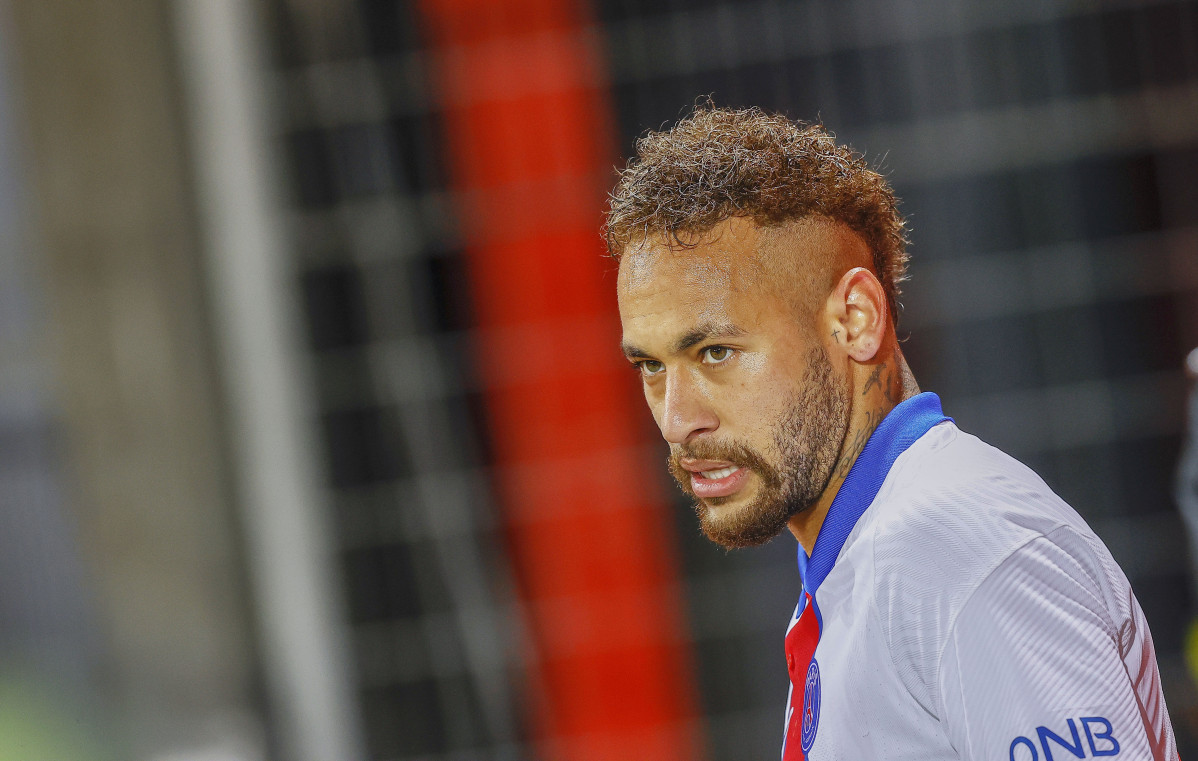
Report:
1009,717,1119,760
800,658,821,753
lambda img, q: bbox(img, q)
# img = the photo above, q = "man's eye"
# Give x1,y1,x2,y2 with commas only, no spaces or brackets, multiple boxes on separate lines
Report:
702,346,732,364
638,360,665,376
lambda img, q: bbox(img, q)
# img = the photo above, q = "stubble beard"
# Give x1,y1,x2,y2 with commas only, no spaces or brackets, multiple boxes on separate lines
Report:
668,347,850,549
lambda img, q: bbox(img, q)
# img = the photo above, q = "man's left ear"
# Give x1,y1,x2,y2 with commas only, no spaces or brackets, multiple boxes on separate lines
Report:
825,266,888,362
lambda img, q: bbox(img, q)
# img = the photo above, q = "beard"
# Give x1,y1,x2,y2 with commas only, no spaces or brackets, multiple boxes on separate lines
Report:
668,346,850,549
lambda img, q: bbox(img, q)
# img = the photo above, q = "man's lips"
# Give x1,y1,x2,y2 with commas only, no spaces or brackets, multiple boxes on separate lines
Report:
678,458,752,499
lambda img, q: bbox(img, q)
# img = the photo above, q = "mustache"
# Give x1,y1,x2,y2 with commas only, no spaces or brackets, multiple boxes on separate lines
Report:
667,439,780,491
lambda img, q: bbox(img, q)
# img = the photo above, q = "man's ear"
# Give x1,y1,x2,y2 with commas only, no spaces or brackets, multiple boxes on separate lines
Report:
824,267,888,363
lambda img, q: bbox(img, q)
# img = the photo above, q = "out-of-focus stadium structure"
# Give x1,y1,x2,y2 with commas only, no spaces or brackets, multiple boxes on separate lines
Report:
0,1,1195,759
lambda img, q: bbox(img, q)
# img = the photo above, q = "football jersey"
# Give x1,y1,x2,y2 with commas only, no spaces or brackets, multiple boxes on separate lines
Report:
782,393,1177,761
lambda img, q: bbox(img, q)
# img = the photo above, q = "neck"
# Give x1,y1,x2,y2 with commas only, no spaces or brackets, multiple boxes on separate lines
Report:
787,348,918,554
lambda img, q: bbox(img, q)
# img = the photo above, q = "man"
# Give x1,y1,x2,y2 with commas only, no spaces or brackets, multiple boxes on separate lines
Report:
1179,348,1198,683
608,107,1177,760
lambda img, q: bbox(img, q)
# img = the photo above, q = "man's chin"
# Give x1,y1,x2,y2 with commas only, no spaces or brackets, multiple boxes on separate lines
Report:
695,494,792,549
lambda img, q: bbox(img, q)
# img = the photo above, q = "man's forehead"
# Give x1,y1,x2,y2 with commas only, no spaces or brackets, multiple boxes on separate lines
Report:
617,219,769,291
622,216,873,301
618,249,739,294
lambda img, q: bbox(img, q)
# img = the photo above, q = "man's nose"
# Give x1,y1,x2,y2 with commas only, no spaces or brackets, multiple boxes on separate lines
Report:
658,371,718,444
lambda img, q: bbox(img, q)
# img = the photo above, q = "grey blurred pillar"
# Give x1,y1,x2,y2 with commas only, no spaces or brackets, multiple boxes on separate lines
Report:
171,2,367,761
7,2,264,759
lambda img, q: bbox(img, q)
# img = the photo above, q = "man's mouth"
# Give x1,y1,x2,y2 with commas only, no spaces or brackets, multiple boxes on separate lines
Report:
679,459,752,499
700,466,739,479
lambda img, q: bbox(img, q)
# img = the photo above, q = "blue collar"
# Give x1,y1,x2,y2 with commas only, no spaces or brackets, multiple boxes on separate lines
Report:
797,392,951,594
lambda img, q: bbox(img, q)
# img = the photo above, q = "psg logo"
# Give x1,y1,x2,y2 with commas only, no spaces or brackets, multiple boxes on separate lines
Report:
801,658,821,752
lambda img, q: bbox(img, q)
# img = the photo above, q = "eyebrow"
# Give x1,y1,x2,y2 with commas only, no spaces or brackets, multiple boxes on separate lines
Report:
621,320,747,360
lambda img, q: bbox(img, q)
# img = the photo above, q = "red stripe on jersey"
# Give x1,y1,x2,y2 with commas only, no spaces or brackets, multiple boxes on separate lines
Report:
783,592,821,760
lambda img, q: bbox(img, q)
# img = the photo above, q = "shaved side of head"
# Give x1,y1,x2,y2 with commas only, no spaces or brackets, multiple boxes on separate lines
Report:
752,218,876,320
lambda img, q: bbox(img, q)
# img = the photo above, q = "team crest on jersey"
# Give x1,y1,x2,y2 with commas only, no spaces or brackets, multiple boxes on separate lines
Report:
801,658,821,752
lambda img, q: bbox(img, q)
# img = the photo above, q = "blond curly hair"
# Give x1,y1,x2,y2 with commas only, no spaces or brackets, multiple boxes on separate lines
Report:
605,106,909,319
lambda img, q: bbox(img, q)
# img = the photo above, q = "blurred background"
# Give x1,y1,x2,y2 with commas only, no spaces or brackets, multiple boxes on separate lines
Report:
0,0,1195,759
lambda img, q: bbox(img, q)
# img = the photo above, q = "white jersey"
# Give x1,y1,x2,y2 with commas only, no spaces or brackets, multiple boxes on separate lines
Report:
782,393,1177,761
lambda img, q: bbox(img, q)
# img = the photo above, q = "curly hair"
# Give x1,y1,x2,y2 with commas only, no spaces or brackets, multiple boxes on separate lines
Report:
605,106,909,319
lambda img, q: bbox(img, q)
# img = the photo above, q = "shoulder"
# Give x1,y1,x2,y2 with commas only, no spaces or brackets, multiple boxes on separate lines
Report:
869,421,1102,568
869,422,1087,590
866,422,1116,710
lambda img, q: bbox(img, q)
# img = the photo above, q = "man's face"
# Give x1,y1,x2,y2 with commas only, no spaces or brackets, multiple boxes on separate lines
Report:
617,219,851,548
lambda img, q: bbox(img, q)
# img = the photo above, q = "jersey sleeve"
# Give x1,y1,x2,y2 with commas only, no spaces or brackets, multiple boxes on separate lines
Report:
937,528,1175,761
